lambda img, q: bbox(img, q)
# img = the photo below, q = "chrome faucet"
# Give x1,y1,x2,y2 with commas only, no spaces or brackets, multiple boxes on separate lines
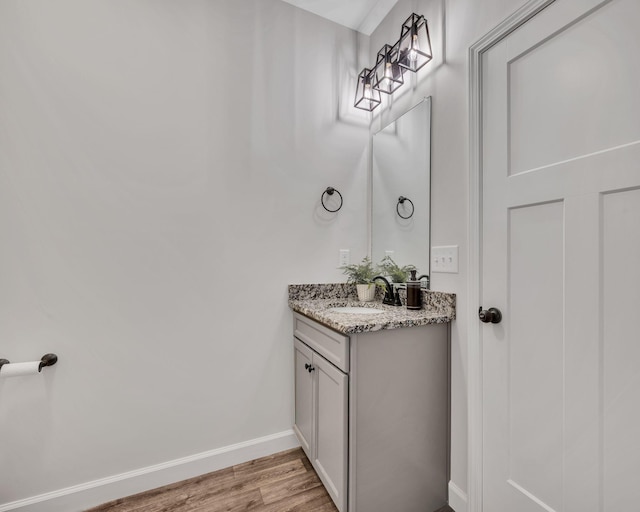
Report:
372,275,396,305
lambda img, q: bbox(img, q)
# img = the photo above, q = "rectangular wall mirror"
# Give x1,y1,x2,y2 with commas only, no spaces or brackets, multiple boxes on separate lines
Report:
371,97,431,284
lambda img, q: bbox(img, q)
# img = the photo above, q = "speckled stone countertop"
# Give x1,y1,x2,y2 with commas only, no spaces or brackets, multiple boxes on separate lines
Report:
288,283,456,334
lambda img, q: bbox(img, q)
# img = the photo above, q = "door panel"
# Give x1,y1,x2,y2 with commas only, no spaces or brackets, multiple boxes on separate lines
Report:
508,0,640,174
314,354,348,512
294,338,314,458
481,0,640,510
508,201,564,511
602,188,640,509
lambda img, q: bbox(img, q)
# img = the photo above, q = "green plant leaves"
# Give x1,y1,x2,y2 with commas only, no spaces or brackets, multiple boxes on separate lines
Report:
339,255,416,284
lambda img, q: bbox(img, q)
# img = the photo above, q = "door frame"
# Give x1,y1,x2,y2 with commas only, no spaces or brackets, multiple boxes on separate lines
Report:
466,2,556,511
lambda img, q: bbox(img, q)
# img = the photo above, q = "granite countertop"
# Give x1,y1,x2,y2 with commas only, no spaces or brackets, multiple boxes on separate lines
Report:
288,283,456,334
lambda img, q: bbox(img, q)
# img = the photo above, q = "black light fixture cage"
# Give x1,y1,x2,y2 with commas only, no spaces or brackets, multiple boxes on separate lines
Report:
354,13,432,112
372,43,404,94
397,13,432,72
354,68,381,111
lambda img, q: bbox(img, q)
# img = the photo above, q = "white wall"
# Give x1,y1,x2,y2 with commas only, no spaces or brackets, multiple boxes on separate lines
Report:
0,0,370,507
0,0,539,509
368,0,528,509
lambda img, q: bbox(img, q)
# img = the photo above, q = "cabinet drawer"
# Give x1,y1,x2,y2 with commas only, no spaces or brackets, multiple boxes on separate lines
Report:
293,313,349,373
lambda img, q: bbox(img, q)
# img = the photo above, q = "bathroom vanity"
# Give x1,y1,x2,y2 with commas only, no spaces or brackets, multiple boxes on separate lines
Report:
289,284,455,512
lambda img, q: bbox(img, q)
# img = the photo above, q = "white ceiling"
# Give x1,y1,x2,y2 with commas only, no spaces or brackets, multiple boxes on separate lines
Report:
280,0,399,35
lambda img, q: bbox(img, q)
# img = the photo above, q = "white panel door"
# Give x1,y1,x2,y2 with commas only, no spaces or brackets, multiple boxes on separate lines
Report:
481,0,640,511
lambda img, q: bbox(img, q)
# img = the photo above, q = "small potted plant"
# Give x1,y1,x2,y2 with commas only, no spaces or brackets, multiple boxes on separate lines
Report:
340,256,378,302
378,256,416,284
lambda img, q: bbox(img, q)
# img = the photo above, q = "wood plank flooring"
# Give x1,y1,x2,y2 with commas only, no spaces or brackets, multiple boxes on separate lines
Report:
85,448,337,512
86,447,456,512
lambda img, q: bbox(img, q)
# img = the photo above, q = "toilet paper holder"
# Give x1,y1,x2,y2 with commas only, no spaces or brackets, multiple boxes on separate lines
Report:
0,353,58,372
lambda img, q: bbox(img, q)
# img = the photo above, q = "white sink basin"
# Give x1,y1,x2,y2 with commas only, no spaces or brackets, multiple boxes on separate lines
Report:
327,306,385,315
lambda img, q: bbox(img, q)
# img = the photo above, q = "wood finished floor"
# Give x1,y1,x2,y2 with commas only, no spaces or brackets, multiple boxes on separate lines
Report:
86,447,455,512
86,448,337,512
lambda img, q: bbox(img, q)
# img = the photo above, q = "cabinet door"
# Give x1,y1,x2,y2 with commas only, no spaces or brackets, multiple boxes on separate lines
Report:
314,354,348,512
293,338,314,458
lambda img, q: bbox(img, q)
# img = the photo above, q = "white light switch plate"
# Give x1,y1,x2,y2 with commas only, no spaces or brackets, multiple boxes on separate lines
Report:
432,245,459,273
339,249,350,267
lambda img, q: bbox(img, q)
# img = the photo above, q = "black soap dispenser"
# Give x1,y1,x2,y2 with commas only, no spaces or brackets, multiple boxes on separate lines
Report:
406,270,422,310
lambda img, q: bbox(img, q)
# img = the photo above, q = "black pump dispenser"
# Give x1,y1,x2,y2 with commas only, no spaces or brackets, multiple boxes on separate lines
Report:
406,269,422,310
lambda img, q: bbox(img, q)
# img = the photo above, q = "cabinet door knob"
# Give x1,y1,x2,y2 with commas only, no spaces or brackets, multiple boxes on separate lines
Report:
305,363,311,370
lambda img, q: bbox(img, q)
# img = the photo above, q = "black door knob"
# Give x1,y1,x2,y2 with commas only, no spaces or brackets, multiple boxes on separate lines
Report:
479,306,502,324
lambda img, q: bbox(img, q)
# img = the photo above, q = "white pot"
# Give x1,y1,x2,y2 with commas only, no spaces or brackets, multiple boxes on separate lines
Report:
356,283,376,302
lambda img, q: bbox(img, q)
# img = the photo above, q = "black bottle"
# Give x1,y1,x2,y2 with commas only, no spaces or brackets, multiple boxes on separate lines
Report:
406,269,422,310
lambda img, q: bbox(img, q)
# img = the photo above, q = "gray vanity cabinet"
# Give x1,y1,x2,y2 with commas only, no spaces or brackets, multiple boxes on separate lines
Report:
293,311,449,512
294,336,348,512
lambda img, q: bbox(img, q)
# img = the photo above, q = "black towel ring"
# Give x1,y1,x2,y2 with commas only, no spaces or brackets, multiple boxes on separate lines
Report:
397,196,414,219
321,187,343,213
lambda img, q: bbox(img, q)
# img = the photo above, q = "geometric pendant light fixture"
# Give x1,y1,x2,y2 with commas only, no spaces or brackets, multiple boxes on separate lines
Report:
354,68,382,111
397,13,432,72
372,43,404,94
355,13,432,111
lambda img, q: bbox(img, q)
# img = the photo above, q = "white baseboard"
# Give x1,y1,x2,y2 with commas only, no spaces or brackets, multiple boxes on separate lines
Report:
448,480,468,512
0,430,299,512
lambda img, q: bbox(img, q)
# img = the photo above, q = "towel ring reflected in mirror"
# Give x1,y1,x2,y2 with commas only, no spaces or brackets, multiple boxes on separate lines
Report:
321,187,343,213
396,196,414,219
